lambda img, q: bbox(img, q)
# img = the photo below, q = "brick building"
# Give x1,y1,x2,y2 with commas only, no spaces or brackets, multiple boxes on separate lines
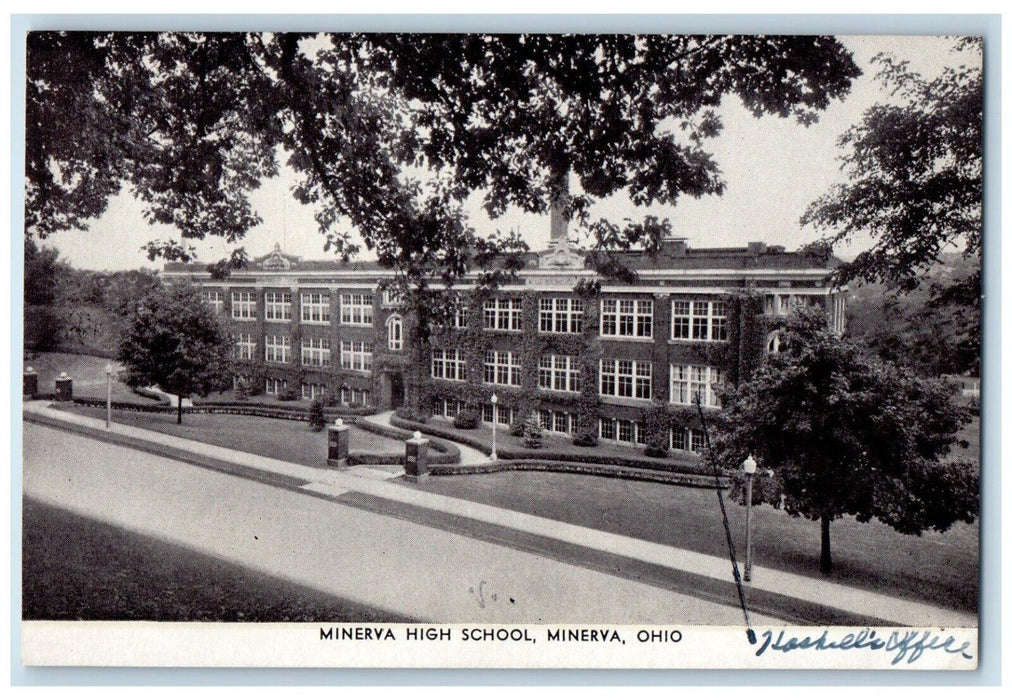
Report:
162,221,844,456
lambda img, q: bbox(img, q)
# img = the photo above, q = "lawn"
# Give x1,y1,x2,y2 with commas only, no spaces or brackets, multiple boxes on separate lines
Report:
24,352,159,403
408,470,979,614
58,404,406,468
22,498,409,621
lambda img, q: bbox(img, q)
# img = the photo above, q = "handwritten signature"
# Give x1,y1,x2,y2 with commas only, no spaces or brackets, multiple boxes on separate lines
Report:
755,629,974,666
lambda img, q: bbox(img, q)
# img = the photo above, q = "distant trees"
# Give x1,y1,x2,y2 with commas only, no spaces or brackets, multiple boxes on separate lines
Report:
117,284,233,423
709,307,978,574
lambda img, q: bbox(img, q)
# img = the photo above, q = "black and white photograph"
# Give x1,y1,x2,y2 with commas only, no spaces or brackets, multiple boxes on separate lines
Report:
16,23,986,671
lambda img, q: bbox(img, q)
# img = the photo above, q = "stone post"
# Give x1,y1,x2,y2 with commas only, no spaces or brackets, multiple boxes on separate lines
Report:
54,372,73,402
23,366,38,398
326,418,350,468
404,430,430,483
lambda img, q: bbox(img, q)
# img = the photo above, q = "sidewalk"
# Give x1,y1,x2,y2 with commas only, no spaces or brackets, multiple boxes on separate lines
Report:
358,410,493,467
23,401,976,627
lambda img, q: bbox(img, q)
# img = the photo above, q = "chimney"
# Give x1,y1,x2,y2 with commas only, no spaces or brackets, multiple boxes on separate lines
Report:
549,171,570,246
747,241,767,255
662,236,688,257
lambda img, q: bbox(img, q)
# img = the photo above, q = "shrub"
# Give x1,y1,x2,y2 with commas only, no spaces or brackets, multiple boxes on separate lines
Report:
572,430,598,447
308,400,327,431
522,412,543,449
453,408,481,430
509,419,526,437
395,405,429,424
278,386,300,402
234,383,249,401
322,392,339,408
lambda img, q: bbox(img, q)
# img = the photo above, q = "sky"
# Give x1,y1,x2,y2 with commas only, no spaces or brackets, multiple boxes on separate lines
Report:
38,34,975,272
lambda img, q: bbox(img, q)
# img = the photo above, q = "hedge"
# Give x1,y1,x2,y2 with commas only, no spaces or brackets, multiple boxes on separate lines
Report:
389,414,711,476
352,418,461,461
428,459,728,489
67,398,378,423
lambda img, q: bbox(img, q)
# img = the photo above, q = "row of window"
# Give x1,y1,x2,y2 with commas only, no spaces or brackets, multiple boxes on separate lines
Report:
429,350,721,407
210,290,742,342
241,334,376,371
249,376,372,405
426,399,707,452
224,291,375,326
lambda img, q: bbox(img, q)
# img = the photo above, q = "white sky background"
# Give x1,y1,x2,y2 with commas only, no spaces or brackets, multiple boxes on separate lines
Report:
41,34,976,271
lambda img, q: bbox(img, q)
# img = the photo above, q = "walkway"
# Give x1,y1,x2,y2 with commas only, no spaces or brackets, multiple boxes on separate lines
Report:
358,409,493,466
22,401,977,628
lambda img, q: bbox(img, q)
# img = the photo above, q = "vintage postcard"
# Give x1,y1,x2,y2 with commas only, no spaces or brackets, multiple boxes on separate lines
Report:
17,22,985,672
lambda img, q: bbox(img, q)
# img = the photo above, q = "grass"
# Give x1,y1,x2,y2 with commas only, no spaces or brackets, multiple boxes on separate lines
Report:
22,498,409,621
408,470,979,613
24,351,159,403
58,405,406,467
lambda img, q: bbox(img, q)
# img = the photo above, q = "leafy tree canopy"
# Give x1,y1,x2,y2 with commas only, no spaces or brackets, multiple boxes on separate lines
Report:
708,306,977,573
117,283,233,422
27,31,860,291
801,38,982,291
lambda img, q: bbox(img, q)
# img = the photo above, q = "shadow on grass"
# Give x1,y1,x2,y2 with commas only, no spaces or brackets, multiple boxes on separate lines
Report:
22,498,416,623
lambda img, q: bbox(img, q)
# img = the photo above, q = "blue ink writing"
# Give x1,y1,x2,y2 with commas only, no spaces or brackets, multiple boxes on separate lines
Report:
755,629,973,666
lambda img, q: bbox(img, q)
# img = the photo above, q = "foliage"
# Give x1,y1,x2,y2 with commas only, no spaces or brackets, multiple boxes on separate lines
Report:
708,306,978,573
308,400,327,431
117,283,234,423
277,386,300,402
28,33,858,287
845,261,980,376
394,405,429,424
642,401,671,458
802,40,981,290
452,407,481,430
522,412,544,449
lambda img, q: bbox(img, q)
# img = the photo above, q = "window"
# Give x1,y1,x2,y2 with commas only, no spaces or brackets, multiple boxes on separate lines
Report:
484,350,521,386
264,291,292,321
431,348,466,381
539,409,575,436
483,298,523,331
202,289,224,314
671,427,706,454
302,383,328,400
766,331,783,355
599,418,645,445
265,377,288,395
301,337,331,367
482,403,515,426
340,341,373,371
539,298,584,334
599,359,652,400
387,314,403,351
341,387,371,406
382,289,403,306
300,293,331,324
234,333,255,361
600,299,653,338
832,294,846,336
340,293,374,326
231,291,256,320
431,397,464,419
264,335,291,363
670,364,722,408
672,299,727,341
538,355,581,393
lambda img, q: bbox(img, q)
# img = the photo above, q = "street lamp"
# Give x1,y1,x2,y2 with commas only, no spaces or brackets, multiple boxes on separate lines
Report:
490,393,498,461
743,453,757,582
104,363,114,430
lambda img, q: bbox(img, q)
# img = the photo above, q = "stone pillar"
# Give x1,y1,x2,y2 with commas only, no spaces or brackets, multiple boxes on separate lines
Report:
54,372,73,402
23,366,38,398
326,418,350,468
404,430,430,483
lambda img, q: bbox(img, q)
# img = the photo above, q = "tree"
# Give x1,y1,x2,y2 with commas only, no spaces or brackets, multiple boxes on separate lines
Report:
708,307,978,574
117,284,233,423
802,39,981,290
27,32,861,290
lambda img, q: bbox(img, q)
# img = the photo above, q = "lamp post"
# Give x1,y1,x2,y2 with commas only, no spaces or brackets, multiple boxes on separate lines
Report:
743,454,757,582
104,363,114,430
490,393,498,461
